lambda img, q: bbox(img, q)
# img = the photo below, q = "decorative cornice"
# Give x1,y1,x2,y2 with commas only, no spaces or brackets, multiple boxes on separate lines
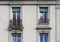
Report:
0,0,56,1
0,1,60,5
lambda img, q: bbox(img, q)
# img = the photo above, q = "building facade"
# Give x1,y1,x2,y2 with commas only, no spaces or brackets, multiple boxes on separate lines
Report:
0,0,60,42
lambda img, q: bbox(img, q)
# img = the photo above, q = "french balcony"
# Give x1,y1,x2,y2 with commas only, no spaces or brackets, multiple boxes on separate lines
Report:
37,19,51,30
8,19,23,31
38,19,49,25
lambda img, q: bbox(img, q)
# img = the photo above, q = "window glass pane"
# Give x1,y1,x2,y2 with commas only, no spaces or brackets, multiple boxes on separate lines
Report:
40,33,48,42
44,34,48,42
13,11,16,25
17,33,21,37
12,33,16,42
13,11,16,20
40,33,43,42
39,7,48,23
12,7,20,26
17,33,21,42
12,7,20,20
17,11,20,20
12,33,21,42
44,12,48,21
17,11,20,26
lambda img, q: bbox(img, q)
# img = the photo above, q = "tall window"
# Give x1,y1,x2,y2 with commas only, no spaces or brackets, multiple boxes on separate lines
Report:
40,7,48,22
12,7,20,26
38,7,49,25
12,33,21,42
40,33,48,42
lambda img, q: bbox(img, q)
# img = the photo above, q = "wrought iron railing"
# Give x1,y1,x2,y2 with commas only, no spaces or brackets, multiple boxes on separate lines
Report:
9,19,23,28
38,19,49,25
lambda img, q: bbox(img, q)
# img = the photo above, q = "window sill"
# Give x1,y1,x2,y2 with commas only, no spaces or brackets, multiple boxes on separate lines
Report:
36,26,51,30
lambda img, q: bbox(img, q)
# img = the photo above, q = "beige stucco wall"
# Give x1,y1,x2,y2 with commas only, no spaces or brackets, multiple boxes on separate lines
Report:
0,5,9,42
22,5,56,42
23,5,37,42
0,5,56,42
56,5,60,42
50,5,55,42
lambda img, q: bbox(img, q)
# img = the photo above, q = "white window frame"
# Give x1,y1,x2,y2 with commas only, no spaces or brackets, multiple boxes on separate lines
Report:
36,30,50,42
9,5,23,21
9,5,23,42
8,30,23,42
37,5,50,25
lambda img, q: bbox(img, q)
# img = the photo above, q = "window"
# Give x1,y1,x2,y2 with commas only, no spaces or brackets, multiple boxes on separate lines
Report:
9,6,23,42
40,7,48,22
9,6,23,29
36,30,50,42
40,33,48,42
38,7,49,25
12,33,21,42
12,7,21,26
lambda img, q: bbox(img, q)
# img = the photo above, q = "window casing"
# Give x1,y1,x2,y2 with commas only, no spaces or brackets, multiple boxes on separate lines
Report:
40,33,48,42
9,6,23,29
36,30,50,42
38,6,49,25
12,7,21,27
9,31,23,42
40,7,48,22
12,33,21,42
